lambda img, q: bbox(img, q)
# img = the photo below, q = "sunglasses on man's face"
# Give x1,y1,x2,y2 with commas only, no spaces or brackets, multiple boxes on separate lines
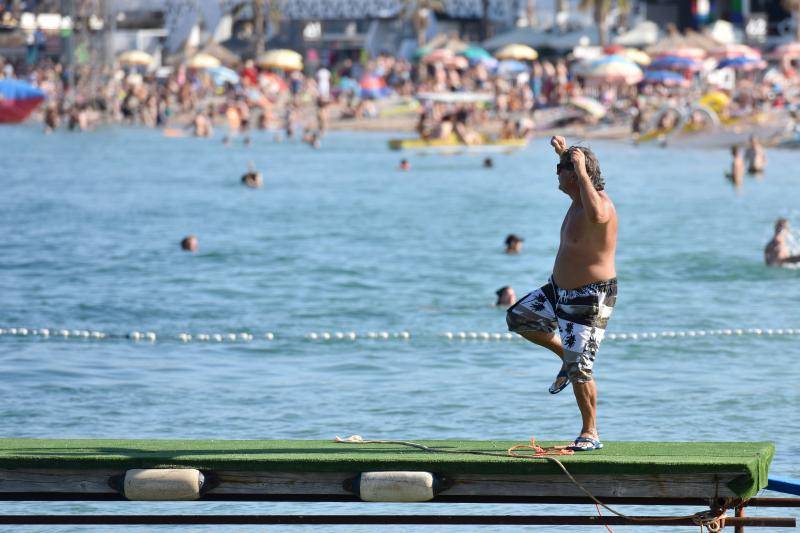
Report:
557,162,574,173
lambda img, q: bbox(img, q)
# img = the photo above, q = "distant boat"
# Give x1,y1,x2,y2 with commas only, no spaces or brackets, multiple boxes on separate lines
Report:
0,79,45,123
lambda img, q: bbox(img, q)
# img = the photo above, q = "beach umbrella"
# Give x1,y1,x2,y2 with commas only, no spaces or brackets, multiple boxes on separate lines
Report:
207,66,239,85
710,44,761,60
257,49,303,71
566,96,606,119
603,44,625,55
715,56,767,71
584,55,643,84
642,70,690,87
768,42,800,60
118,50,154,66
658,47,706,60
620,48,651,66
359,74,388,99
496,59,529,75
460,45,492,62
495,44,538,61
187,52,221,69
0,79,45,123
422,48,455,64
649,55,702,72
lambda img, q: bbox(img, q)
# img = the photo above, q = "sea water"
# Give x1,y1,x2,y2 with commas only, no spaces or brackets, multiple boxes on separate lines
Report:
1,125,798,531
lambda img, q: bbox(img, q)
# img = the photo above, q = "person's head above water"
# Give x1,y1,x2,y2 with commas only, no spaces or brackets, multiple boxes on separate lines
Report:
399,159,410,171
775,217,789,233
557,146,603,192
483,157,493,168
504,234,524,253
181,235,198,252
495,286,516,307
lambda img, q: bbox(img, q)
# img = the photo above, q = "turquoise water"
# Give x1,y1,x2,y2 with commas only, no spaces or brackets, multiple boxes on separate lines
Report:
1,125,799,531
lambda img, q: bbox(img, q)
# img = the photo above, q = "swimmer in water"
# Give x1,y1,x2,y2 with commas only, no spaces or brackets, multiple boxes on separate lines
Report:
765,218,800,267
745,135,766,175
725,145,744,188
399,159,410,171
241,162,263,188
495,286,517,307
504,234,524,254
483,157,494,168
181,235,198,252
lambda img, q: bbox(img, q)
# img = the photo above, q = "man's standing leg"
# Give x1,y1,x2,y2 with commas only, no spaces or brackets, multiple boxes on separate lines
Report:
573,380,598,441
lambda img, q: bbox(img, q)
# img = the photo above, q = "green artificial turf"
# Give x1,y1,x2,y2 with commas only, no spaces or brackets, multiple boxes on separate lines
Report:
0,439,774,499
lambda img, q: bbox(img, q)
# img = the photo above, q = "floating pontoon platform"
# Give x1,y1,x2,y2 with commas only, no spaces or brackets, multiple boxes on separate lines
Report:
0,438,795,529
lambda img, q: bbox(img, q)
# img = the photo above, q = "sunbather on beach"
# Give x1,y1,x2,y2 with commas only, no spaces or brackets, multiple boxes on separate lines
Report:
507,136,618,452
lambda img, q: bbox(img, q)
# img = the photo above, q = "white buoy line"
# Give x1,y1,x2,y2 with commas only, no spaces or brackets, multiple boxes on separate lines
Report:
0,327,798,345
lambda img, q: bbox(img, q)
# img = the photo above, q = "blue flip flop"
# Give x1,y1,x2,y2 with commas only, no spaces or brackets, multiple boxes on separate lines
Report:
548,368,570,394
567,436,604,451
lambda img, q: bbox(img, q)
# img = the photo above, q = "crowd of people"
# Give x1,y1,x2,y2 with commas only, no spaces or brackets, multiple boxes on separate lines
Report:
2,35,799,149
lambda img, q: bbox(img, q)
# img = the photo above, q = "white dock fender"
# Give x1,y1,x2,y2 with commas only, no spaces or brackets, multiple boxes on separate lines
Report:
122,469,204,501
356,471,438,502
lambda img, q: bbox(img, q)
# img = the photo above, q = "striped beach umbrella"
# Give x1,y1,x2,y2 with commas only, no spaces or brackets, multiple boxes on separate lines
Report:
650,55,702,72
584,55,643,84
658,47,706,60
496,59,529,75
642,70,690,87
620,48,651,66
711,44,762,60
768,42,800,60
716,56,767,71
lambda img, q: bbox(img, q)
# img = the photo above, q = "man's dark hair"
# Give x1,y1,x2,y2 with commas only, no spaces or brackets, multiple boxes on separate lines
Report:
561,146,604,191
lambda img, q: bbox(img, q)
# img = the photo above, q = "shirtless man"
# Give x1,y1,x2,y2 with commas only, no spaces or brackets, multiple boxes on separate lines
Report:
765,218,800,267
507,136,618,452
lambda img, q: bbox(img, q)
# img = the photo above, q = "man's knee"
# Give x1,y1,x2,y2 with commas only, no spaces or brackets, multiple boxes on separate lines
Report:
567,362,593,384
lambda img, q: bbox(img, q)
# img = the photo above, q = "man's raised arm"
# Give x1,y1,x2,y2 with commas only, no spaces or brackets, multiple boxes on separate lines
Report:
550,135,568,156
571,149,611,224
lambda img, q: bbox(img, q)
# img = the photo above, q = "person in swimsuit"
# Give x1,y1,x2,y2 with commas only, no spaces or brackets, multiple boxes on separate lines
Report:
506,136,618,452
765,218,800,267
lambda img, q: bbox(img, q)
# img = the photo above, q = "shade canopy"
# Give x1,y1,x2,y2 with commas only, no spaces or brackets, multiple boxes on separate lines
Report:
257,49,303,71
494,44,538,61
583,55,643,84
187,53,221,69
118,50,154,66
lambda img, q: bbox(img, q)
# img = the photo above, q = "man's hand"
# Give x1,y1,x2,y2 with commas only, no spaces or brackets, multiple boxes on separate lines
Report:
550,136,567,156
570,148,588,178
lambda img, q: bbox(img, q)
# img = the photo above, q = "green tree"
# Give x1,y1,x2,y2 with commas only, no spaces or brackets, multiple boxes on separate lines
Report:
783,0,800,41
579,0,628,46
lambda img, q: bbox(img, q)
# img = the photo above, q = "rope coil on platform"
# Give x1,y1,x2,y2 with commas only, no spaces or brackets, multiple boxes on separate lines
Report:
1,326,798,345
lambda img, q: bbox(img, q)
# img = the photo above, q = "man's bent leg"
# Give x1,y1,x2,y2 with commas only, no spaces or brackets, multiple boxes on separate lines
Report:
519,330,564,360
